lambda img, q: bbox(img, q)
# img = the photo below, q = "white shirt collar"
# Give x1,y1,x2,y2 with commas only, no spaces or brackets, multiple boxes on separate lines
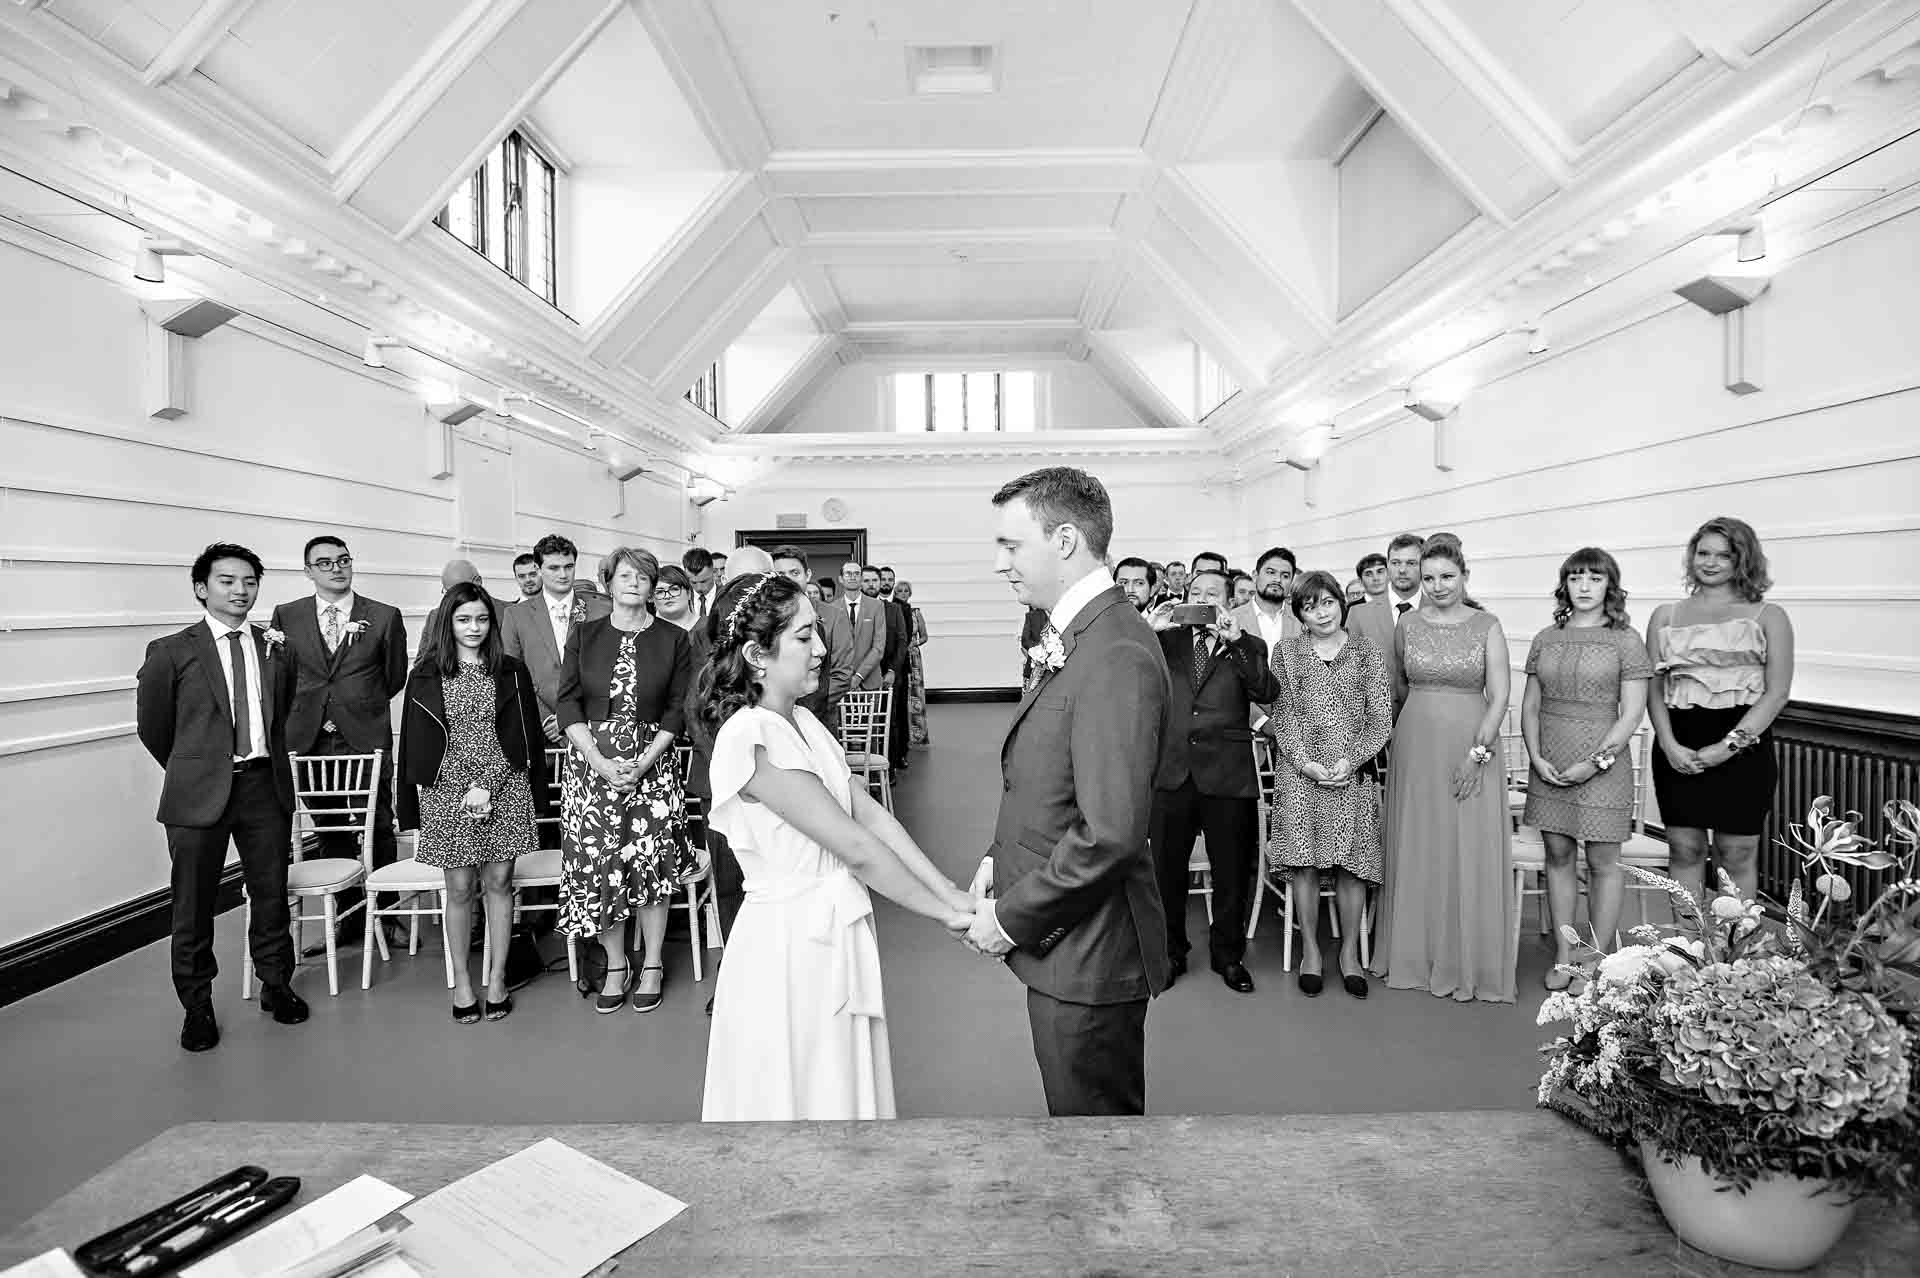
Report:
1389,586,1421,609
315,589,355,616
544,588,575,614
203,613,252,640
1048,567,1115,635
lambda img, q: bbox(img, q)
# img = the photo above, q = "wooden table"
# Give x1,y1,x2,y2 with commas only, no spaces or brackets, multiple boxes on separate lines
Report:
3,1113,1913,1275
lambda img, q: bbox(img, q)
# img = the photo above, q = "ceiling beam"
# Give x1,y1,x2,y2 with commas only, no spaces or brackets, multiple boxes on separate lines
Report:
1153,169,1333,354
1286,0,1560,225
142,0,255,87
733,334,845,434
1128,245,1269,393
1084,334,1192,431
634,0,772,169
761,149,1154,199
1142,0,1268,164
803,228,1119,267
655,246,793,407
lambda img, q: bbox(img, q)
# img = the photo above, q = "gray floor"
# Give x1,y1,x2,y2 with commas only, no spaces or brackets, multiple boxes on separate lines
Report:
0,705,1571,1234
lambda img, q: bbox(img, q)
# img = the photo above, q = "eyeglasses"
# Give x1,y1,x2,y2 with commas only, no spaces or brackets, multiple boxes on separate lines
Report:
653,585,686,598
309,556,353,572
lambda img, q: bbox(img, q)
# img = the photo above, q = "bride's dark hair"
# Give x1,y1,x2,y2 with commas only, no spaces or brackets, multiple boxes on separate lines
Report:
695,572,807,737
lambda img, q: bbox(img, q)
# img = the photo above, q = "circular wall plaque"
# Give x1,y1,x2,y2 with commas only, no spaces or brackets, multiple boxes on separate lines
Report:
821,498,848,523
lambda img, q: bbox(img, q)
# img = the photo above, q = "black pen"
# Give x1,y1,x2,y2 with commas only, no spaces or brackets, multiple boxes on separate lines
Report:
80,1166,269,1272
121,1177,301,1275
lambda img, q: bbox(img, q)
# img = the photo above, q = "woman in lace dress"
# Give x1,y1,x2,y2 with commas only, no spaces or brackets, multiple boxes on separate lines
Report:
1375,535,1515,1003
1520,548,1652,988
1645,517,1794,906
1265,571,1393,998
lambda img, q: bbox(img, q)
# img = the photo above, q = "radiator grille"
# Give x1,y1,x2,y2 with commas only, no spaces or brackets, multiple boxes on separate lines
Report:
1759,705,1920,906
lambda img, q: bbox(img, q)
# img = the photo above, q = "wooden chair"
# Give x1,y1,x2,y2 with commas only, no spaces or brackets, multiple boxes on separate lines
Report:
250,751,380,998
670,743,724,982
839,688,894,811
1246,736,1370,971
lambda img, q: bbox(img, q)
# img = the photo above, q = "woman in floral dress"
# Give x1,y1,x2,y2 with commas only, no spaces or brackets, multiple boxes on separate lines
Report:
898,580,931,748
1265,571,1393,998
556,548,697,1015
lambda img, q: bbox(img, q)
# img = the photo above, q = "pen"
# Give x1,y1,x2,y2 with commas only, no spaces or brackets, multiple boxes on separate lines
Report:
80,1166,269,1272
119,1177,300,1275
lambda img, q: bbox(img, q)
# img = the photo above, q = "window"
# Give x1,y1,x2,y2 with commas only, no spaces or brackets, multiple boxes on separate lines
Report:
435,130,559,307
893,371,1035,432
1195,347,1239,420
686,361,720,419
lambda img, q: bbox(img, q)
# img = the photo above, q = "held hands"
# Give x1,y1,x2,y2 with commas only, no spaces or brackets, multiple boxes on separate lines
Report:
592,751,641,792
1662,740,1706,775
461,787,492,822
1694,741,1734,770
962,903,1014,956
1327,757,1354,784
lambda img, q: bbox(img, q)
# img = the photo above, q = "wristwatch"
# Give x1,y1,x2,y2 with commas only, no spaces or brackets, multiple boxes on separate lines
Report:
1591,749,1617,772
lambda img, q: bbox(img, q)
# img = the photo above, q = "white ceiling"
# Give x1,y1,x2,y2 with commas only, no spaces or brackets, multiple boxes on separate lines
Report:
0,0,1912,451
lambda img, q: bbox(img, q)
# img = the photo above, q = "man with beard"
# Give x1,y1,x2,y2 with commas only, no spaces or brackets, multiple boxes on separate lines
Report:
1234,548,1299,733
1114,557,1157,612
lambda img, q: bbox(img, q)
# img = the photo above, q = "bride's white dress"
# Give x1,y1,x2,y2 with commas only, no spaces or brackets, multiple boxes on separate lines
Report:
701,705,895,1121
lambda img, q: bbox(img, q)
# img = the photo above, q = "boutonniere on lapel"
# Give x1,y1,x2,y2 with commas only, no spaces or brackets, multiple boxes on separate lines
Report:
343,619,371,645
259,626,287,660
1024,628,1066,691
570,598,589,625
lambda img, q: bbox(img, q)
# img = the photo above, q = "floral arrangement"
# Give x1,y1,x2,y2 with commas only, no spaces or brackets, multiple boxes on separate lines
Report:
1538,797,1920,1201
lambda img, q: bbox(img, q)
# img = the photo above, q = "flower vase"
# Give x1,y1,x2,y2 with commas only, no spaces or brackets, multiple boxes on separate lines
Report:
1638,1141,1858,1271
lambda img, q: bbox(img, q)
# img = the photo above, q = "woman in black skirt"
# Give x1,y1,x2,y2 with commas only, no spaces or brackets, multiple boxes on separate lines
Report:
1645,517,1795,908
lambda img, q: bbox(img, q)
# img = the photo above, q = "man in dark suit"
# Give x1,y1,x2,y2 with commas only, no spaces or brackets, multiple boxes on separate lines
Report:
1148,568,1278,993
963,468,1171,1116
876,565,913,772
270,536,408,944
137,543,310,1051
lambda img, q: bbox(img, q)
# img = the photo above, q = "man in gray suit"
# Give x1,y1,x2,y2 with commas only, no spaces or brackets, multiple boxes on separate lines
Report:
773,544,854,726
839,558,888,691
1349,532,1425,689
961,467,1171,1116
499,533,611,745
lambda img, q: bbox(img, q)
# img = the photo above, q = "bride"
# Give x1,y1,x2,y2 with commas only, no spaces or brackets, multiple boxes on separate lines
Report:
695,573,973,1120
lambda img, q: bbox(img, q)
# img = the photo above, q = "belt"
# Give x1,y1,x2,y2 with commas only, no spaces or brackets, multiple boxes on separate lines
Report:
742,867,884,1020
233,758,271,774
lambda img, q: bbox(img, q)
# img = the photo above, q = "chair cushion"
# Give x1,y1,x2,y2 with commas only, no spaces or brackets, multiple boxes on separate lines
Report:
366,858,445,892
1619,835,1669,866
843,752,890,770
1510,837,1547,871
287,859,364,893
513,848,564,882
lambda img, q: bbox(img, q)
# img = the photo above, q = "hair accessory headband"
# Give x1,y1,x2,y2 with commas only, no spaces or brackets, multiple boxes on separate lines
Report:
723,574,775,646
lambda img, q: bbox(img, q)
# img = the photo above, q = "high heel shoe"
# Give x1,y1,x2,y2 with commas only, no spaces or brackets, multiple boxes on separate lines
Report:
631,963,666,1014
484,994,514,1021
1296,969,1324,997
595,965,632,1015
451,1000,481,1025
1338,959,1368,999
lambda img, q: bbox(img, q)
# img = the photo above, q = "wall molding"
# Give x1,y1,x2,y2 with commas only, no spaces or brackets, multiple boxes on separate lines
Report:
0,865,244,1007
0,721,138,759
1,475,455,543
0,676,137,705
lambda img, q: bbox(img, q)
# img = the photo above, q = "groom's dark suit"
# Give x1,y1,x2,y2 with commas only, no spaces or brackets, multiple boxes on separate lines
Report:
991,584,1171,1115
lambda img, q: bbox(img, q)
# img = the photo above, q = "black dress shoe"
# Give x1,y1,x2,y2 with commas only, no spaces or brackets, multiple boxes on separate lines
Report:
259,983,310,1025
1339,962,1369,999
180,1005,220,1052
1297,970,1324,997
1215,962,1255,994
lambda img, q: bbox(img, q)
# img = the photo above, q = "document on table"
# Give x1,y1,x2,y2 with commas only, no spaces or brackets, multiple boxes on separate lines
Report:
183,1175,414,1278
395,1138,686,1278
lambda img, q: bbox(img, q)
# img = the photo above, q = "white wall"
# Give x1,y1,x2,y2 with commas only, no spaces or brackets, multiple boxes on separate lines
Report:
708,450,1236,689
0,236,687,946
1239,206,1920,716
767,360,1152,433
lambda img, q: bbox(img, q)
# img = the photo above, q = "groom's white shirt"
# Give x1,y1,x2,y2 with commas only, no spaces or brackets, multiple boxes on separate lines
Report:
985,565,1116,948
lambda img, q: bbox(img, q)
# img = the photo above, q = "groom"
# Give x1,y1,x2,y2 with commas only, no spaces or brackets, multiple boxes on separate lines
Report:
962,467,1172,1115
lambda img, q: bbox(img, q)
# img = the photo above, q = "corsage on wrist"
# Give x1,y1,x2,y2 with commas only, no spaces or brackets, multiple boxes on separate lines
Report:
1724,728,1759,753
1467,744,1494,767
1590,749,1617,772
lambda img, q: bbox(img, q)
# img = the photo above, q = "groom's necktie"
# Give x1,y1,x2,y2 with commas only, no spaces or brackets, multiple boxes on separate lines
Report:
1191,634,1213,689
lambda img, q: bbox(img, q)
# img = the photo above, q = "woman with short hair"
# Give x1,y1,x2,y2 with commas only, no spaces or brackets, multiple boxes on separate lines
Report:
652,564,697,631
556,547,697,1014
1521,548,1651,988
1645,517,1793,906
396,582,549,1022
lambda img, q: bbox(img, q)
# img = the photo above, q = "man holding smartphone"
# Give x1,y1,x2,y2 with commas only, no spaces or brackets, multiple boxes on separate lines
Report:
1145,570,1277,991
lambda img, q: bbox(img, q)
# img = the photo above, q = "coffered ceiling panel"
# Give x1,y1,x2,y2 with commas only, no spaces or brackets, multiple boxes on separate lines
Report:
707,0,1193,150
797,192,1122,234
1442,0,1700,143
829,261,1093,323
193,0,471,158
43,0,196,68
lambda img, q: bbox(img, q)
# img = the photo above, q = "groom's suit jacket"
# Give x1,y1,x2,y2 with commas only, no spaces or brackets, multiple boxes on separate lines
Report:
268,594,407,754
991,586,1172,1005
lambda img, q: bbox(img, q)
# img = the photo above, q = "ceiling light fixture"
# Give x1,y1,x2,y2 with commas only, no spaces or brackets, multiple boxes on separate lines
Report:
686,476,728,507
362,335,404,368
1402,390,1458,422
133,236,191,284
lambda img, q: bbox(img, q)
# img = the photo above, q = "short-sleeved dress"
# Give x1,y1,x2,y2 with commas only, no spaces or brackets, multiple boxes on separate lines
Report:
1266,632,1394,883
414,664,537,869
701,706,894,1122
1521,625,1653,842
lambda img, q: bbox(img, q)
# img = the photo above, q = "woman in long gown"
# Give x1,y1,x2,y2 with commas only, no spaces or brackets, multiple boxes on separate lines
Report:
898,580,931,748
1375,535,1516,1003
697,573,973,1121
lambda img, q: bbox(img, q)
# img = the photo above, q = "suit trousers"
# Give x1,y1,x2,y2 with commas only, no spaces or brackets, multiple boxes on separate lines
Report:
166,765,294,1008
1150,780,1257,965
1026,988,1148,1116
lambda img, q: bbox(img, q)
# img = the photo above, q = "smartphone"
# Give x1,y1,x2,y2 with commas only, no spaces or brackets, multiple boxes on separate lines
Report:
1169,603,1217,627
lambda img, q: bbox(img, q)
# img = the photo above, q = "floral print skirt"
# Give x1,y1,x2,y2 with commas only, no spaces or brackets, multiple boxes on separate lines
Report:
558,719,697,937
908,649,930,747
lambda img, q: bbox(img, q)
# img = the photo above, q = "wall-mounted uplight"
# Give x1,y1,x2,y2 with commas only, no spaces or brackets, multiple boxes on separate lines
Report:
686,476,728,507
1403,391,1458,422
363,335,404,368
133,236,191,284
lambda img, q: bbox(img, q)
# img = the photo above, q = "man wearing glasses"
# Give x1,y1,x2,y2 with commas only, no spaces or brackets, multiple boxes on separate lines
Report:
269,535,408,947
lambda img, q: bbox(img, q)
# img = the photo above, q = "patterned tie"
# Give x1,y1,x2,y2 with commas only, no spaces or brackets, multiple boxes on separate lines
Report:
1191,633,1213,688
322,603,342,654
227,629,255,758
